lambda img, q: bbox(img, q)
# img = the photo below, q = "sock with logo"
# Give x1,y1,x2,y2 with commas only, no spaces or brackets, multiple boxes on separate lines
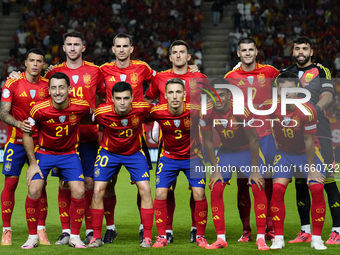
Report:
141,208,153,239
295,179,311,226
104,195,116,226
84,190,93,231
91,208,104,239
58,187,71,230
237,177,251,232
25,196,40,235
1,177,19,227
309,183,326,236
70,197,86,235
324,181,340,228
251,184,267,235
166,191,175,231
271,183,287,235
195,197,208,236
210,182,226,235
38,186,48,226
154,199,167,236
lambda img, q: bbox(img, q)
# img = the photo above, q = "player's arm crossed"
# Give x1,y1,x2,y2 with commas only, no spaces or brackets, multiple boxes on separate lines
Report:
304,133,325,185
246,128,265,190
201,128,224,190
0,101,31,132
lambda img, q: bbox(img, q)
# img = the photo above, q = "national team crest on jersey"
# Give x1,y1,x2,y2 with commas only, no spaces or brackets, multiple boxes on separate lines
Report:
121,119,128,127
4,162,11,172
94,168,100,177
257,73,265,86
69,113,77,125
39,88,46,100
305,73,314,83
131,116,139,127
30,90,36,99
59,115,66,123
83,73,91,88
184,118,191,128
190,78,197,93
174,119,180,128
293,116,300,130
52,167,58,174
130,72,138,86
284,117,291,126
230,116,239,130
72,75,79,84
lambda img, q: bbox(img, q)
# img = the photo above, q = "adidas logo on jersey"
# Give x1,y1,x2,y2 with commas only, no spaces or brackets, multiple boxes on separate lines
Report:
47,118,55,123
331,202,340,208
272,216,281,221
142,172,149,178
20,91,28,97
110,122,117,127
237,80,245,86
198,179,205,185
109,76,116,82
315,217,324,222
257,213,266,219
163,121,171,126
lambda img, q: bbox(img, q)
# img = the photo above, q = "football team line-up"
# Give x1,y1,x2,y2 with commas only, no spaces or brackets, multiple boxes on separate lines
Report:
0,32,340,250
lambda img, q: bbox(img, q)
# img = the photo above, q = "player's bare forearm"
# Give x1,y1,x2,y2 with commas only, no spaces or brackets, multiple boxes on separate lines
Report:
317,91,333,110
23,131,37,165
0,101,21,128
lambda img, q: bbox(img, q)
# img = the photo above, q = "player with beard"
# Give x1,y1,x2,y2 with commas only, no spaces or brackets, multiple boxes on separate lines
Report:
0,48,50,246
283,36,340,244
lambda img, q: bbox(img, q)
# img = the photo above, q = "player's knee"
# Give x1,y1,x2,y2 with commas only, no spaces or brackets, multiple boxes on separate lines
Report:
192,188,205,201
138,183,151,197
85,177,94,191
28,185,42,200
155,188,167,200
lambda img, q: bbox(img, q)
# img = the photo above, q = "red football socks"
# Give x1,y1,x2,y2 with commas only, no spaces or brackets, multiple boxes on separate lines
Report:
166,191,175,230
210,182,226,235
154,198,167,236
58,187,71,230
251,184,267,234
25,196,40,235
104,195,116,226
91,208,104,239
309,183,326,236
237,178,251,231
38,186,48,226
141,208,154,239
70,197,86,235
195,197,208,236
271,183,287,235
1,177,19,227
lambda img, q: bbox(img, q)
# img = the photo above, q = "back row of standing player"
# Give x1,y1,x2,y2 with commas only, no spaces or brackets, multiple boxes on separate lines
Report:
1,32,339,249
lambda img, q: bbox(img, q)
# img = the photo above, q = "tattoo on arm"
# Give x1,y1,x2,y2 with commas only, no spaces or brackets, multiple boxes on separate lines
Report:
0,102,20,128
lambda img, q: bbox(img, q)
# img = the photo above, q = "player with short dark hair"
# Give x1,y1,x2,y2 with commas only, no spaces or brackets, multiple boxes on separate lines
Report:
224,38,279,242
201,79,269,251
150,78,208,248
283,36,340,244
259,71,327,250
144,39,207,243
0,48,50,246
21,72,91,249
89,82,154,248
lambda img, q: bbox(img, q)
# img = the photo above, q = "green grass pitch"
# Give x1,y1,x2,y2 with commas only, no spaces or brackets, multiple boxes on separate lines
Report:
0,163,340,254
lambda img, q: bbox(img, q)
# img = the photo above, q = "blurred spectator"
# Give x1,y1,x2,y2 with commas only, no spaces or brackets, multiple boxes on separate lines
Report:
232,10,242,32
2,0,10,16
211,0,222,26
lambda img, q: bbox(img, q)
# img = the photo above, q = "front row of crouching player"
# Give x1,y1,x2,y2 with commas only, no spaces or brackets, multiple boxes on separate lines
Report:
18,72,328,250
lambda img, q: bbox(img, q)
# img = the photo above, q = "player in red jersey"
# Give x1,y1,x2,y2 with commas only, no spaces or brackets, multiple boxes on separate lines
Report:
258,71,327,250
88,82,153,248
100,33,156,242
44,32,105,245
144,40,207,243
0,48,50,246
150,78,208,248
224,38,279,242
200,79,269,250
21,72,90,249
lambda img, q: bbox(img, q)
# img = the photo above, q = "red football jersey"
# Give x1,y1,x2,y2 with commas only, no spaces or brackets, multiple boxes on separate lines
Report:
146,68,207,105
1,72,49,144
200,101,255,151
45,61,105,143
224,64,279,138
149,103,202,160
29,98,90,155
94,102,151,155
101,60,156,103
259,99,319,154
